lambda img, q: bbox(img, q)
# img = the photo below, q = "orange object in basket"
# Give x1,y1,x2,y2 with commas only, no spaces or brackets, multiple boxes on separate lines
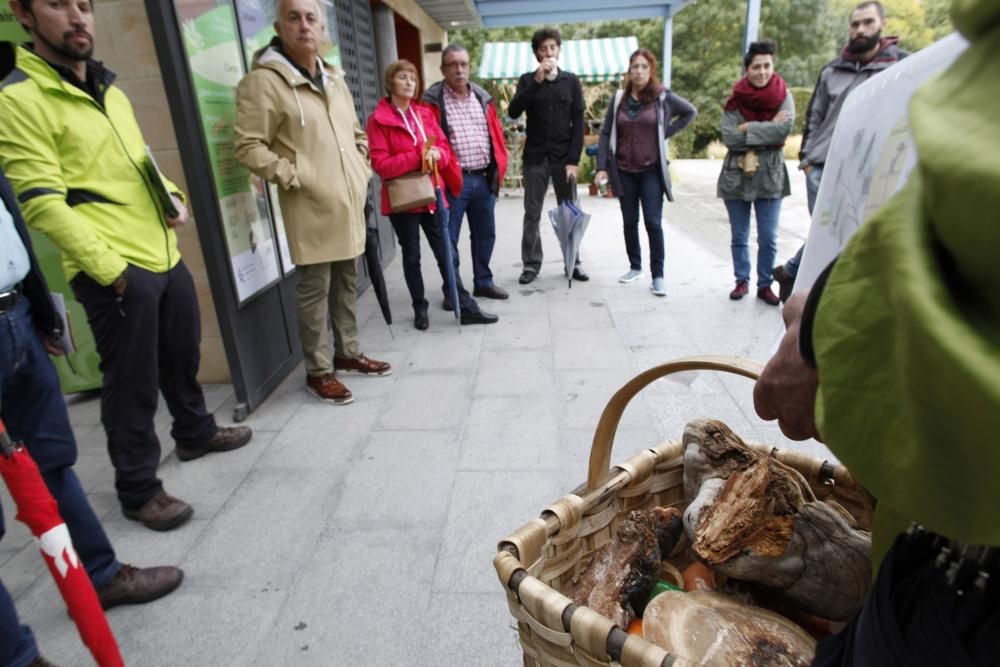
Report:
626,618,643,636
683,561,717,591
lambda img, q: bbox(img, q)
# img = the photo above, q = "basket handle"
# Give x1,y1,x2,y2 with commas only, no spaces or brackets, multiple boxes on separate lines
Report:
587,355,763,491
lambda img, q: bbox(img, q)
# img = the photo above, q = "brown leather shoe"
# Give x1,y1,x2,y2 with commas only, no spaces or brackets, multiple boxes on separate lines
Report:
176,425,253,461
122,490,193,531
333,354,392,376
306,373,353,404
96,563,184,610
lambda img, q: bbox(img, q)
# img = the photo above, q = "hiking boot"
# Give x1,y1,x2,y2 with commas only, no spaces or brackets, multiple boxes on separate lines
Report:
96,563,184,610
176,426,252,462
122,490,193,531
306,373,353,405
729,281,749,300
757,286,781,306
772,264,795,303
334,354,392,376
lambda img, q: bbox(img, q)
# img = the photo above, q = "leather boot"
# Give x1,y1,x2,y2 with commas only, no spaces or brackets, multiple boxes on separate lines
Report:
176,425,253,462
96,564,184,610
122,490,193,531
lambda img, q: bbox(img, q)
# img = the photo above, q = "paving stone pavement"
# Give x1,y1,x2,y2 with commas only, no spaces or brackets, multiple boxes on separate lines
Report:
1,160,833,666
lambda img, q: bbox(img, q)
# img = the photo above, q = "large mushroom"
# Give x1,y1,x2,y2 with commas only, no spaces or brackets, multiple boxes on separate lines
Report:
682,419,871,621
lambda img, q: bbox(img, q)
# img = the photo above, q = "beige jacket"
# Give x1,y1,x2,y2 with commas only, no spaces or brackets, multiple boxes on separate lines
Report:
234,45,371,265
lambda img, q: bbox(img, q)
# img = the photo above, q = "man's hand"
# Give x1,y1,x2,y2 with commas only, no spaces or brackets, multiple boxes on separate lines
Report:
42,337,65,356
534,58,556,83
774,110,791,123
737,122,749,134
165,195,189,228
565,164,579,181
753,291,823,441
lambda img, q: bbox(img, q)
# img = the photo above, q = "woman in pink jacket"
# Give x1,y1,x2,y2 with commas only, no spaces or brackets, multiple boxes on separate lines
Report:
366,60,497,330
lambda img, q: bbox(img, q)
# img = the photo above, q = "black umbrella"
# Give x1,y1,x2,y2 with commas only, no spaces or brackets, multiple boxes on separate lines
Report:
363,198,393,336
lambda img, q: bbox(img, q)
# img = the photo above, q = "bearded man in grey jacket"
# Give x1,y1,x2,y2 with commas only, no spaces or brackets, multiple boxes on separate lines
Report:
772,0,907,300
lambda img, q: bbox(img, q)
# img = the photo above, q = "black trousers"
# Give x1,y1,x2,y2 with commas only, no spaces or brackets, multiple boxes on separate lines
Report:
71,260,216,510
389,211,476,312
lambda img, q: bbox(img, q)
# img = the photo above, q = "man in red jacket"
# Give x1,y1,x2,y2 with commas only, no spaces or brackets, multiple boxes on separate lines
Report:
422,44,510,304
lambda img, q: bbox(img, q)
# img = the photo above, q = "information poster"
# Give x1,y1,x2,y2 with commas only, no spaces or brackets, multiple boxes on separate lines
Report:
175,0,281,305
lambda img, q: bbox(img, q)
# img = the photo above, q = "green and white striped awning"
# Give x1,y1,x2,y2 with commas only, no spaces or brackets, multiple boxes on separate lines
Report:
478,36,639,83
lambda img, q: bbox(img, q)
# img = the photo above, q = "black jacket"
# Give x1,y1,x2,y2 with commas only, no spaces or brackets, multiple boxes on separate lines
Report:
508,69,584,166
0,165,61,339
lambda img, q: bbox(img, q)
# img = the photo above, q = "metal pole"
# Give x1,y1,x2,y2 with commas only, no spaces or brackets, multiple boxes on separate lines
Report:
743,0,761,56
662,11,673,87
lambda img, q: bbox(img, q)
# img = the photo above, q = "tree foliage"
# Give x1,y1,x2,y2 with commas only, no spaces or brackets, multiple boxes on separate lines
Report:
452,0,950,157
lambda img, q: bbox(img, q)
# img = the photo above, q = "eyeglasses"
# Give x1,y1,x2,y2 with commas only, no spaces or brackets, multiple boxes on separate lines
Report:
443,61,470,70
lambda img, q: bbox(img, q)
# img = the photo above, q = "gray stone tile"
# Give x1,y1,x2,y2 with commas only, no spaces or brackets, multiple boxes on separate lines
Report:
552,327,629,370
433,470,561,594
459,396,560,471
256,400,381,470
554,368,652,431
252,525,437,666
481,309,552,350
377,373,473,431
178,468,337,587
333,430,458,525
473,349,555,398
424,592,525,666
401,324,484,372
157,431,276,516
547,294,614,330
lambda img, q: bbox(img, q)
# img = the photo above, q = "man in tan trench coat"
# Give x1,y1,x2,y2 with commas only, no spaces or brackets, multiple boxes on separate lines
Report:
235,0,390,405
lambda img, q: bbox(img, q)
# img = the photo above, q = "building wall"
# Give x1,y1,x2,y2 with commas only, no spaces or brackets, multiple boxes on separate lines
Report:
375,0,447,85
92,0,229,383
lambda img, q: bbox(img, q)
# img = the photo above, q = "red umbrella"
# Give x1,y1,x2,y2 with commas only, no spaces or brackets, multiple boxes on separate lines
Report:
0,418,124,667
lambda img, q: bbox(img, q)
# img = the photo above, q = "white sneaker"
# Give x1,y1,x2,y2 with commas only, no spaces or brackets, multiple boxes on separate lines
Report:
651,277,666,296
619,269,642,283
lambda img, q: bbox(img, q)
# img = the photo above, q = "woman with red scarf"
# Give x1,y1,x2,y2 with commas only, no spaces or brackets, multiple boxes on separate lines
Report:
717,41,795,305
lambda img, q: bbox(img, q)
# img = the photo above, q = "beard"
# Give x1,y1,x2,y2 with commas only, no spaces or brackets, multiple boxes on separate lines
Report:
847,30,881,55
38,29,94,62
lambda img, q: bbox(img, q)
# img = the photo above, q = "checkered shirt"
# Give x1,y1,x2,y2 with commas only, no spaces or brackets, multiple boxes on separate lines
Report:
442,84,491,171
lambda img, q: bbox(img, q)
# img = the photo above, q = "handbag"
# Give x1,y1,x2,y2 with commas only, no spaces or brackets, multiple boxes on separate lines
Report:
387,171,435,212
387,106,437,212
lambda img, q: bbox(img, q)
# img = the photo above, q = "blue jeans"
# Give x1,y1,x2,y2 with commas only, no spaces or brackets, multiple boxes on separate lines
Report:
617,169,665,279
724,198,782,288
389,212,476,312
0,298,120,667
447,172,497,289
785,164,824,277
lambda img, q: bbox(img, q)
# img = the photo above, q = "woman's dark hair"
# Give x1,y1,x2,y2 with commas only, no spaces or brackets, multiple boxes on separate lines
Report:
623,48,663,105
743,40,776,70
531,27,561,55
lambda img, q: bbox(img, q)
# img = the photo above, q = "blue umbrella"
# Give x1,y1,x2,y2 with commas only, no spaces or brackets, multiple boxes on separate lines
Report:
432,162,461,327
548,175,591,288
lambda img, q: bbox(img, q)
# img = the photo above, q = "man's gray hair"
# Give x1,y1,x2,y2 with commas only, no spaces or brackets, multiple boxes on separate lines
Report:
441,44,468,67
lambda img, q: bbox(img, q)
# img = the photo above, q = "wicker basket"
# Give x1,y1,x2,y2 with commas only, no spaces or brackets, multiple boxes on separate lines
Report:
493,356,872,667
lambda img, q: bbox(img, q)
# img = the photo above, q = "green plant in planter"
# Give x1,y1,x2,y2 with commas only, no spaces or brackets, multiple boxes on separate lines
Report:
576,153,595,184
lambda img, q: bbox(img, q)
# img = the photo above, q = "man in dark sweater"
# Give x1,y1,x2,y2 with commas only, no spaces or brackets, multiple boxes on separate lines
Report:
508,27,588,285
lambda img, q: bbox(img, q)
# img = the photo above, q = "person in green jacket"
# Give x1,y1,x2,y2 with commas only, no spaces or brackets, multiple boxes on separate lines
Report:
0,0,252,531
755,1,999,661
